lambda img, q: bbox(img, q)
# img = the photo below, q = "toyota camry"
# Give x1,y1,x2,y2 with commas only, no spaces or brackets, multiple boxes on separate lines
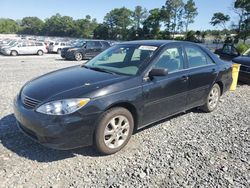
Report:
14,40,233,155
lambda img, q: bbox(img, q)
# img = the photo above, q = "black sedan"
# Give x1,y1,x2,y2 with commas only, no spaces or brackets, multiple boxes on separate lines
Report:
14,40,233,155
61,40,111,61
232,48,250,84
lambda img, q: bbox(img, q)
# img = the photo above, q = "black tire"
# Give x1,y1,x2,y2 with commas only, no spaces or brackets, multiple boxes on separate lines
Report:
57,49,61,54
37,50,44,56
11,50,18,56
200,83,221,112
74,52,83,61
94,107,134,155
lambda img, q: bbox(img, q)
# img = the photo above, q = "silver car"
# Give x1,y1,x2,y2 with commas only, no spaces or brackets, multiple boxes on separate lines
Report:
1,41,47,56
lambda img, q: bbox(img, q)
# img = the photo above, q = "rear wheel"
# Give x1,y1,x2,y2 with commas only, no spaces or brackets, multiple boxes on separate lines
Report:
37,50,44,56
74,52,83,61
95,107,134,155
201,83,221,112
11,50,18,56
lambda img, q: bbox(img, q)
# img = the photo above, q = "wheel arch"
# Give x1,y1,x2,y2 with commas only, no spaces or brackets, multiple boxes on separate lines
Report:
215,81,224,95
105,102,139,133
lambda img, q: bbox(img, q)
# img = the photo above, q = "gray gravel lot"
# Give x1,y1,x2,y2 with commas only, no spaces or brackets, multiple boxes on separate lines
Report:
0,54,249,188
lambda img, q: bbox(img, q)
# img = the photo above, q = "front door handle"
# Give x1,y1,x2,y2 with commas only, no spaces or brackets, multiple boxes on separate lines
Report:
211,68,217,74
181,76,189,82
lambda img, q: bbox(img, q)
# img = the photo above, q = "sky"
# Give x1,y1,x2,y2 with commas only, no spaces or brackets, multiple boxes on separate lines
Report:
0,0,238,30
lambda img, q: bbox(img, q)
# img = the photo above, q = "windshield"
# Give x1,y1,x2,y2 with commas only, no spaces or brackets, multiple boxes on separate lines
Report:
85,44,158,76
243,48,250,57
8,41,16,46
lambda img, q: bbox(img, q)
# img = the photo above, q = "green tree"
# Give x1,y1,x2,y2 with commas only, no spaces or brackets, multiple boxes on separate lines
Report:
162,0,184,37
234,0,250,43
183,0,198,32
93,24,109,39
0,19,20,33
132,6,148,30
210,12,230,29
142,8,161,39
104,7,132,40
43,14,76,37
75,15,98,38
20,17,44,35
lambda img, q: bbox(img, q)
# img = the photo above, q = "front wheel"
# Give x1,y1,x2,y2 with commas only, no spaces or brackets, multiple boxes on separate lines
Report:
201,83,221,112
11,50,18,56
94,107,134,155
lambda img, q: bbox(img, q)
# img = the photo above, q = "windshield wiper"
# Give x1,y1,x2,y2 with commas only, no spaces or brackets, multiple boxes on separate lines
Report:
82,65,116,75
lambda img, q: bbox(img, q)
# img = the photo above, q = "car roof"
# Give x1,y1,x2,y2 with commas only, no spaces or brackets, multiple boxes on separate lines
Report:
119,40,195,47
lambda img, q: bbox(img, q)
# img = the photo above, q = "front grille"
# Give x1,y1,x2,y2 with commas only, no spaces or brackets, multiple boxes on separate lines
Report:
21,95,41,109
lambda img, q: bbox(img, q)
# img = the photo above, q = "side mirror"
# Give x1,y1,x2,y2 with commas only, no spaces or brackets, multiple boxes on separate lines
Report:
149,68,168,78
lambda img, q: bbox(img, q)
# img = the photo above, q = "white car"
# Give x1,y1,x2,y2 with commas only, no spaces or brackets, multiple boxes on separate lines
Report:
48,42,72,54
1,41,47,56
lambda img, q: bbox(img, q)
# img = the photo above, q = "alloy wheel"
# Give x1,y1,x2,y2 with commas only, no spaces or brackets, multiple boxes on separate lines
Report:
104,115,130,149
208,87,220,109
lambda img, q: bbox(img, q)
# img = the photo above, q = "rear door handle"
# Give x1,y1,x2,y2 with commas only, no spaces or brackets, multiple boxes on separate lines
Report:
181,76,189,82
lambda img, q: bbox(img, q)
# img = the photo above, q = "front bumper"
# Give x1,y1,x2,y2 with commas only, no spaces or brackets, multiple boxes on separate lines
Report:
62,51,76,60
1,50,11,55
13,96,101,150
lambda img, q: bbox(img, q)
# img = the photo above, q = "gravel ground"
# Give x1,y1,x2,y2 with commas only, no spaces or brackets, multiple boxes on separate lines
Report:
0,54,249,188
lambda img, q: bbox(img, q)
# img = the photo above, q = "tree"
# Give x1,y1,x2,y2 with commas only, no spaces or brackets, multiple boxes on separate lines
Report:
234,0,250,43
43,14,76,37
183,0,198,32
93,24,109,39
75,15,98,38
161,0,184,37
0,19,20,34
20,17,44,35
143,8,161,39
210,12,230,29
132,6,148,30
104,7,132,40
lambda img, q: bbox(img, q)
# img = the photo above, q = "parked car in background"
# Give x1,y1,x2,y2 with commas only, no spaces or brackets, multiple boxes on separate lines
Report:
0,40,18,50
232,48,250,84
0,40,19,54
1,41,47,56
14,40,232,155
61,40,111,61
48,42,72,54
214,43,240,61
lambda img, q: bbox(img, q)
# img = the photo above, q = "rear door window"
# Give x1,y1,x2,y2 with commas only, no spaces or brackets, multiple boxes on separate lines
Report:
185,46,211,68
94,41,102,48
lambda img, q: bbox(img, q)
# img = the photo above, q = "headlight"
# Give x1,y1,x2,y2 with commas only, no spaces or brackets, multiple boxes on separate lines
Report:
36,98,90,115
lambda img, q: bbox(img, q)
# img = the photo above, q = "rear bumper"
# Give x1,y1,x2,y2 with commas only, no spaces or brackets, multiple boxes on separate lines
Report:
14,96,101,150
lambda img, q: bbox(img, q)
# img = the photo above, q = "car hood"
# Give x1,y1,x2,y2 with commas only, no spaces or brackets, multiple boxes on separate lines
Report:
21,66,128,102
233,56,250,66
